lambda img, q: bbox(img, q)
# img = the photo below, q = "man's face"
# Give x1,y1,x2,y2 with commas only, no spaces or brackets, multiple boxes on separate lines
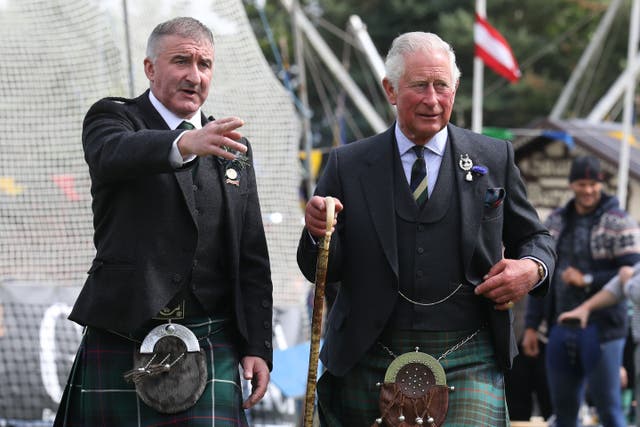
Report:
144,34,214,119
383,49,457,145
570,179,602,214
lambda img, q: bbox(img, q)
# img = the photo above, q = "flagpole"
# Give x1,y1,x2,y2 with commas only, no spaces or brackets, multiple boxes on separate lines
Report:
472,0,486,134
617,0,639,209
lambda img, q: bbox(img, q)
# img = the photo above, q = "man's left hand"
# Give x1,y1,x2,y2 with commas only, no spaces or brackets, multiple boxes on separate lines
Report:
241,356,270,409
474,258,540,310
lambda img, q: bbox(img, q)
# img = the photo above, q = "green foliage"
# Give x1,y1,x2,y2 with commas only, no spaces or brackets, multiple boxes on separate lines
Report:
244,0,632,146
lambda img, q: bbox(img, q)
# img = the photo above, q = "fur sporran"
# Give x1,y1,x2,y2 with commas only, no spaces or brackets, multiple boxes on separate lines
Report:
129,335,207,414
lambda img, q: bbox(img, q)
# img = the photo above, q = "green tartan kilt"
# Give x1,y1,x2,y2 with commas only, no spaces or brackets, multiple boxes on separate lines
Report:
54,318,249,427
317,328,509,427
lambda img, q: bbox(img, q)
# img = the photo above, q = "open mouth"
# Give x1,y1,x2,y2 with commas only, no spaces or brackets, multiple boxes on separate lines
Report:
180,88,198,96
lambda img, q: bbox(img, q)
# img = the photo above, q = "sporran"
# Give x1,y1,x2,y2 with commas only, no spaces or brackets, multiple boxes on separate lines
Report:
124,323,207,414
373,329,480,426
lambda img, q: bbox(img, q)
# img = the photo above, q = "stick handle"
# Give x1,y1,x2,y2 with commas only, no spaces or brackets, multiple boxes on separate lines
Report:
303,197,335,427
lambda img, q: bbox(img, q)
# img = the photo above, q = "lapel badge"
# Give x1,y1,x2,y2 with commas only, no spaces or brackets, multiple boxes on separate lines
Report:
225,168,240,186
459,154,474,181
225,168,238,180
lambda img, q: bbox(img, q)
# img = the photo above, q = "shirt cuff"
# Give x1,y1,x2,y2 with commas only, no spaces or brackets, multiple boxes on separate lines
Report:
169,131,197,168
306,229,318,246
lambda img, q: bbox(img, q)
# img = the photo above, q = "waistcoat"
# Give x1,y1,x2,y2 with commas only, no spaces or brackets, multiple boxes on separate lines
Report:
388,141,487,330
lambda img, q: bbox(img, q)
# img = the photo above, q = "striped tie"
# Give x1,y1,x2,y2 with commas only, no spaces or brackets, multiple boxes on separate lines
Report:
410,145,428,206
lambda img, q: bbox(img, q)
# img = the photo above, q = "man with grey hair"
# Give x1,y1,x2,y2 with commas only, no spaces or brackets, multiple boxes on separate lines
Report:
298,31,555,425
55,16,272,426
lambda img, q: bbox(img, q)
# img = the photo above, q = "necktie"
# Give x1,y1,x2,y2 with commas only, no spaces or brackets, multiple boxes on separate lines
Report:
177,121,195,130
409,145,428,206
177,121,198,177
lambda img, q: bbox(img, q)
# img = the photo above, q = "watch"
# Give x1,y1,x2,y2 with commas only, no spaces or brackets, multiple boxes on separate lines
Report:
534,260,545,282
583,273,594,286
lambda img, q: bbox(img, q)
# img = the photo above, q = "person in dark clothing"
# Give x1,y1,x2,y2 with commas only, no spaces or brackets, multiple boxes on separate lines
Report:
55,17,272,426
298,31,555,426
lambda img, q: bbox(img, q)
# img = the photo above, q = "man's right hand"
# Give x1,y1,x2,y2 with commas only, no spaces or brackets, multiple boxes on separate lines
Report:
177,116,247,160
304,195,344,238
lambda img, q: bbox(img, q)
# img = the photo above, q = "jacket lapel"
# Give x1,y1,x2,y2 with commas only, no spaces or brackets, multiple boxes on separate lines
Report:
449,125,486,278
360,128,399,278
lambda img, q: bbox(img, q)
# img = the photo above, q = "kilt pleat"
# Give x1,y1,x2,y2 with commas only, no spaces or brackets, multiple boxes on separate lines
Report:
317,328,509,427
54,318,248,427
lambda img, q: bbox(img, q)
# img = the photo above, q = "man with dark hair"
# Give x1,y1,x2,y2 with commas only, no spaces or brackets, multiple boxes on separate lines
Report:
524,155,640,427
55,16,272,426
297,31,555,426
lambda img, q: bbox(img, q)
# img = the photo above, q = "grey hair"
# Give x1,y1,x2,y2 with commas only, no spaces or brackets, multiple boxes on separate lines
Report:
146,17,214,62
384,32,461,90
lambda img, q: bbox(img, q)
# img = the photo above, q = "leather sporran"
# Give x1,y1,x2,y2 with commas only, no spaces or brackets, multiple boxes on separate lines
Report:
124,323,207,414
373,351,451,427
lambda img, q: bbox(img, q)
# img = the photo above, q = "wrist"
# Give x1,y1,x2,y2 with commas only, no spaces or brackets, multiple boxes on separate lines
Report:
583,273,593,292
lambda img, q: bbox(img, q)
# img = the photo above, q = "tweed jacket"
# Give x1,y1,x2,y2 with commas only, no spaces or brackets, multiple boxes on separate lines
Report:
297,123,556,376
69,90,273,365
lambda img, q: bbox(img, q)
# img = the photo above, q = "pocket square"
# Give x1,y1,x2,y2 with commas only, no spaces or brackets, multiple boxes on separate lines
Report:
484,188,505,208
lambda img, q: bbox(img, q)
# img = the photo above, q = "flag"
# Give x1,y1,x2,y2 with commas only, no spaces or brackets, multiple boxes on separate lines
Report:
474,13,521,82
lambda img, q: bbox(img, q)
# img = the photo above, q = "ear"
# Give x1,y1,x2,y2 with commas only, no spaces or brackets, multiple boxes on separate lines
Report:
143,57,154,81
382,78,397,105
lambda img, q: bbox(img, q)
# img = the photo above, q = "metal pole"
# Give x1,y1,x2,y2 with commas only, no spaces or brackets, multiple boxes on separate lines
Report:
291,0,315,200
122,0,135,97
281,0,387,132
617,0,640,209
471,0,486,134
347,15,385,87
586,53,640,123
551,0,623,120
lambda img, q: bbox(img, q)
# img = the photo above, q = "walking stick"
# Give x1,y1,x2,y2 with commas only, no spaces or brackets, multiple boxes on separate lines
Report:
303,197,335,427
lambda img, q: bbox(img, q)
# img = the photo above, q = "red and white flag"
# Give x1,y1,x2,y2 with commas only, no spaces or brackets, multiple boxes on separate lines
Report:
474,13,521,82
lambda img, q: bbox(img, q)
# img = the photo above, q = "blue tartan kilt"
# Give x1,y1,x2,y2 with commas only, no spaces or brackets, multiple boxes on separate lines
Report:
317,328,509,427
54,318,249,427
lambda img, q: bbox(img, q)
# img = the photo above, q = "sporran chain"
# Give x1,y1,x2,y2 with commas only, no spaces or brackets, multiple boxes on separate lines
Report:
379,327,481,362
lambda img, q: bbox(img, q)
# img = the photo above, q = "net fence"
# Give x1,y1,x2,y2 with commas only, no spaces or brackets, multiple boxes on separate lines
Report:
0,0,305,304
0,0,307,424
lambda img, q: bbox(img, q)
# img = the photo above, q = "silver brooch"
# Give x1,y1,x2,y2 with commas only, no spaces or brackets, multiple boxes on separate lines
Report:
459,154,474,182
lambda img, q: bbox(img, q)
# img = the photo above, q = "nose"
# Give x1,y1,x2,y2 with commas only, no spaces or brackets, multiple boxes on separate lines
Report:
185,62,201,85
422,85,438,105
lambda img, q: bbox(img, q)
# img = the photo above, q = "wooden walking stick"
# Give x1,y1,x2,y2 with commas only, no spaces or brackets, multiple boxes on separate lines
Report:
303,196,335,427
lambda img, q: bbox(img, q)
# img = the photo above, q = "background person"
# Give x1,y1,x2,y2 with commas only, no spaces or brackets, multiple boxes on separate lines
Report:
558,262,640,423
523,155,640,427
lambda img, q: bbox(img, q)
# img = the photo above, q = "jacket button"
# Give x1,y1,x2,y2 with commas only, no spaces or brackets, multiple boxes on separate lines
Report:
261,299,271,308
417,247,424,254
172,274,182,283
264,340,272,349
263,321,270,329
416,270,424,278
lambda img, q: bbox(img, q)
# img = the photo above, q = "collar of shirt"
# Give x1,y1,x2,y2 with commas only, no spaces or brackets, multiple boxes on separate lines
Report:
395,123,448,194
148,91,203,130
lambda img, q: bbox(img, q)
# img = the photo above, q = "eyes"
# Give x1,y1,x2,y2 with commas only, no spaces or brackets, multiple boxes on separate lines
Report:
172,56,212,71
408,81,452,94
